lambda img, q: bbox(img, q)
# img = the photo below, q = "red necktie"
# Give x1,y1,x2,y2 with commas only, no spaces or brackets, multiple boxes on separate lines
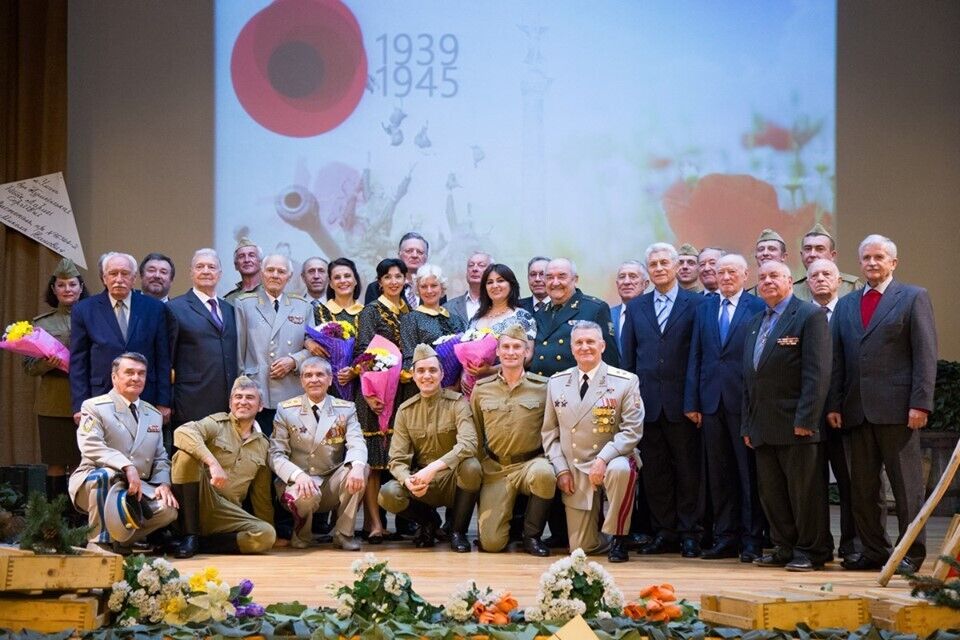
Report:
860,289,881,328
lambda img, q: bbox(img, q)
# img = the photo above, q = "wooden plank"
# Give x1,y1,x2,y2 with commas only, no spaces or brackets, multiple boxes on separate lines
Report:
933,514,960,580
0,545,123,592
0,594,107,633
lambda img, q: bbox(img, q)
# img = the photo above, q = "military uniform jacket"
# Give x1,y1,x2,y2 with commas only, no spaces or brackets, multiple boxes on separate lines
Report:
173,413,273,514
68,390,170,501
24,307,72,417
532,289,620,377
793,272,863,302
388,389,478,485
542,363,644,510
471,372,548,461
224,281,262,304
235,290,314,408
269,393,366,484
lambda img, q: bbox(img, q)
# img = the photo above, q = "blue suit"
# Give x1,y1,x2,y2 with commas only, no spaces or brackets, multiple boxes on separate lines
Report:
70,290,171,413
684,290,766,549
621,286,703,541
611,303,624,349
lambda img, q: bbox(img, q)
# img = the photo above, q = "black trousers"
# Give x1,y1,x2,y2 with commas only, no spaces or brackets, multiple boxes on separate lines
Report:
755,442,833,564
640,413,702,540
702,401,764,547
824,425,859,556
849,422,925,566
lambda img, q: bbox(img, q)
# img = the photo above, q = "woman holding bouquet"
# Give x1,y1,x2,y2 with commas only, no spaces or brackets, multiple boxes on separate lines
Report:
348,258,410,542
465,264,537,379
316,257,365,328
22,259,88,500
399,264,466,375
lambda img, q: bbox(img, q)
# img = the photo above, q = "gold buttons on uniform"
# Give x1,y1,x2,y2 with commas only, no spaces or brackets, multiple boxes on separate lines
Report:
574,458,579,463
593,444,598,449
539,355,544,360
558,339,564,344
556,355,561,360
542,341,548,346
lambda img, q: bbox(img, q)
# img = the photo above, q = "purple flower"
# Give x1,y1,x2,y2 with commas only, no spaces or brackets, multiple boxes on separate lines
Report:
238,579,254,597
245,603,265,617
234,604,249,618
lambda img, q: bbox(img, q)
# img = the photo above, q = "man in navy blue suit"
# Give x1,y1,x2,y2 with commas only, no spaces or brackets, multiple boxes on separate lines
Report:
621,242,704,557
685,254,766,562
610,260,648,355
70,252,171,424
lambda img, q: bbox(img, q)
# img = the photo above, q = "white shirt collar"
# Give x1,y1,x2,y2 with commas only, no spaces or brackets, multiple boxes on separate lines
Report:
655,282,679,302
193,288,216,305
111,292,133,308
867,275,893,295
577,363,602,382
722,289,744,307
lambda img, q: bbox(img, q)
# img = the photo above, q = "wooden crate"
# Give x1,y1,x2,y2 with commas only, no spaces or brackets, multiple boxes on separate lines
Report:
862,589,960,635
0,593,109,633
0,544,123,592
700,587,869,630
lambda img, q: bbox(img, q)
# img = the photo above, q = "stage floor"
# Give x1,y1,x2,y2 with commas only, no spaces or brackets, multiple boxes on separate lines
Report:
171,508,951,608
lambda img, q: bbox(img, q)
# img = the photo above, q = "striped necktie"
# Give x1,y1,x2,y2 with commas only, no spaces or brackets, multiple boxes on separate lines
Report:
655,295,669,333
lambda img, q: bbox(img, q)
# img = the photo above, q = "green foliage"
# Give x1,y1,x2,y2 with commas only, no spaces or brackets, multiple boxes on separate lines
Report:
929,360,960,432
18,491,89,554
907,555,960,608
333,556,441,624
0,482,18,512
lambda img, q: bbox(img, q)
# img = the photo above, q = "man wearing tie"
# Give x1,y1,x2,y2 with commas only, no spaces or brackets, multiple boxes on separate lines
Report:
828,235,938,572
743,261,832,571
685,254,766,562
622,243,704,557
519,256,551,314
301,257,329,311
610,260,648,353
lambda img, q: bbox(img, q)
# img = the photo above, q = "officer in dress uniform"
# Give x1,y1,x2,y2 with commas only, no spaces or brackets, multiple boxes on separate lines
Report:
792,223,864,302
472,325,555,556
69,352,178,552
542,320,644,563
379,343,482,551
271,356,367,550
171,376,276,556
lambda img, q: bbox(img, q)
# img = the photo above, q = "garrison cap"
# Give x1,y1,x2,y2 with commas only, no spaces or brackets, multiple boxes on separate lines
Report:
756,228,785,244
678,243,699,257
52,258,81,279
412,343,438,365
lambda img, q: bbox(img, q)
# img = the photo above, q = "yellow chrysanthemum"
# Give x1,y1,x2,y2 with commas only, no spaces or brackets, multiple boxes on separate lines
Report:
367,347,391,357
337,321,357,338
3,321,33,341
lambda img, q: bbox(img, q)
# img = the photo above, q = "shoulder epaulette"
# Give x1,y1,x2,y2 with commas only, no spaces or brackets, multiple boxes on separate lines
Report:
475,373,498,386
140,400,160,415
551,370,572,379
287,293,306,302
441,388,464,400
279,397,303,409
331,398,354,408
236,292,258,301
840,273,860,283
606,367,632,380
89,394,112,405
526,373,549,384
31,310,56,321
580,294,603,305
397,394,421,411
210,412,231,421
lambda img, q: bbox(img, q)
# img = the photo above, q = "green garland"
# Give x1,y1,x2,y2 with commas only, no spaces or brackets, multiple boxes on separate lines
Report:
907,556,960,609
17,492,89,555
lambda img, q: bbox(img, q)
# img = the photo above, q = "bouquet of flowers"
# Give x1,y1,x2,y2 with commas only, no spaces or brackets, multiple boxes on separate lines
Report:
444,581,518,625
353,335,402,432
523,549,625,622
306,320,357,399
453,327,498,399
622,583,696,623
432,333,463,388
332,553,439,623
0,320,69,372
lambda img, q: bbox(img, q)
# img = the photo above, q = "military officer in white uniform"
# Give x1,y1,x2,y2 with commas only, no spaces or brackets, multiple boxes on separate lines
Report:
271,357,367,550
235,253,315,435
69,352,178,551
542,320,644,562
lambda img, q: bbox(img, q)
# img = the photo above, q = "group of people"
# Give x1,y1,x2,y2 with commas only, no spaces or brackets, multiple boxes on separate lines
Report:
21,223,937,572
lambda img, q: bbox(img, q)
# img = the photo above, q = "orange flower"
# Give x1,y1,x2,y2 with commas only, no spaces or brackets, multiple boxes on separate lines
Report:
477,607,509,625
664,604,683,620
495,593,518,614
472,601,485,617
645,598,664,614
623,604,646,620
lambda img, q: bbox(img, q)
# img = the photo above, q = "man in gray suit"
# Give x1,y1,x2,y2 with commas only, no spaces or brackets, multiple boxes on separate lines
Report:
743,261,832,571
235,254,314,436
828,234,938,572
610,260,648,353
445,251,492,324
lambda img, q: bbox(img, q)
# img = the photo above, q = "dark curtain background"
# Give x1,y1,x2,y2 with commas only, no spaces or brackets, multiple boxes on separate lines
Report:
0,0,68,465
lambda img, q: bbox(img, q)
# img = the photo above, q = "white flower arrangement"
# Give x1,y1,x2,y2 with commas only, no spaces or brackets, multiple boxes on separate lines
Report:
444,581,496,622
523,548,624,622
459,327,497,342
332,553,438,623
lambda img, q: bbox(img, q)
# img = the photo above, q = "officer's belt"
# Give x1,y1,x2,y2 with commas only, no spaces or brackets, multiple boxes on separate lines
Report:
484,446,543,466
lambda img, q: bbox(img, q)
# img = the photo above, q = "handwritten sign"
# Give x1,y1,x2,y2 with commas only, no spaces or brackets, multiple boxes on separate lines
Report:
0,172,86,268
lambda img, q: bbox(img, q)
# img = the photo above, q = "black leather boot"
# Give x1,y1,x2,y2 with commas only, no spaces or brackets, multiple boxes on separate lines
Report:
199,532,240,554
172,483,200,558
522,496,552,557
449,488,478,553
398,500,440,548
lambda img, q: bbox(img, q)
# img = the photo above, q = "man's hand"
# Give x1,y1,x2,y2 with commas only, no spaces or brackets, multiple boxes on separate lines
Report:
158,406,171,425
207,460,228,489
346,465,366,494
827,412,843,429
44,354,63,369
908,409,928,430
292,474,318,499
410,464,439,488
365,395,385,415
743,435,753,449
588,458,607,486
124,466,142,498
154,484,178,509
794,426,814,437
685,411,702,428
404,475,428,497
557,472,574,495
337,367,356,385
73,411,82,426
305,338,329,358
269,356,296,379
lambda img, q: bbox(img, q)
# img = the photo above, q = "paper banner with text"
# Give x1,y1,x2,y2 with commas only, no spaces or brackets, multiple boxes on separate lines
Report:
0,172,86,268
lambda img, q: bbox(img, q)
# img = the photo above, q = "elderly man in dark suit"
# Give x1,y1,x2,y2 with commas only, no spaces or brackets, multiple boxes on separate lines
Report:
828,234,938,572
445,251,492,324
622,242,704,557
168,248,238,427
519,256,551,314
70,251,171,423
685,254,767,562
743,261,832,571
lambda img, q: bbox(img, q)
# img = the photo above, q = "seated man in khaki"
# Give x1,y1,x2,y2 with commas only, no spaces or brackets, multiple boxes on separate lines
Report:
171,376,275,555
472,325,556,556
270,356,367,550
379,343,481,551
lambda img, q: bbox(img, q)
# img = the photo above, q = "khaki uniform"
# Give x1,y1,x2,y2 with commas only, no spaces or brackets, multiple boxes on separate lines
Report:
471,372,556,552
270,394,367,545
69,391,177,544
224,281,262,304
379,389,481,512
172,413,275,553
235,290,314,409
542,363,644,553
793,272,863,302
24,308,72,417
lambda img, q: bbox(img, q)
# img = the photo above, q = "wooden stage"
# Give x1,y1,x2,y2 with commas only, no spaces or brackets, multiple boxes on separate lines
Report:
171,508,952,608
